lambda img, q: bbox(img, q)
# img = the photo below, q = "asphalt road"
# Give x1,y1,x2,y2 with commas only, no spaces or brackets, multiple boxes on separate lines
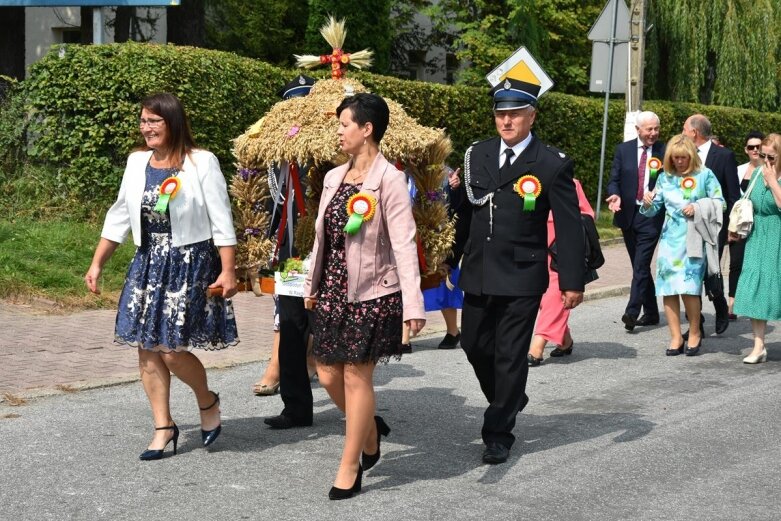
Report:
2,295,779,521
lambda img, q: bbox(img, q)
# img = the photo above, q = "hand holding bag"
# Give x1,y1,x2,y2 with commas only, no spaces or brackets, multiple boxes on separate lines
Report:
728,169,761,238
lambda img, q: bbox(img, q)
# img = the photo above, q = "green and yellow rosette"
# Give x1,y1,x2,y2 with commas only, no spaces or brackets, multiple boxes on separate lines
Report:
681,176,697,199
648,157,662,180
514,175,542,211
344,193,377,235
153,176,181,213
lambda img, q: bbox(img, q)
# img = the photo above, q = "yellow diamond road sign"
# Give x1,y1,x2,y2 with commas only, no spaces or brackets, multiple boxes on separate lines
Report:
485,46,554,96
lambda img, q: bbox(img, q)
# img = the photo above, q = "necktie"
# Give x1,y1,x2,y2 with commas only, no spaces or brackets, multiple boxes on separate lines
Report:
636,146,648,201
501,148,515,177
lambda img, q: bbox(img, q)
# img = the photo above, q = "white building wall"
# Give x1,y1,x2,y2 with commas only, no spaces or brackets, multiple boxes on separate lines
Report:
24,7,167,73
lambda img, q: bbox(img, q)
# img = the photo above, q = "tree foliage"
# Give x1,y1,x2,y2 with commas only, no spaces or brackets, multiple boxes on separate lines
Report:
645,0,781,111
427,0,603,93
305,0,392,74
203,0,309,66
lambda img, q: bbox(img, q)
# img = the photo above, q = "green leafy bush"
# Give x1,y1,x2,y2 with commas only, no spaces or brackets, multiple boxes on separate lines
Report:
6,42,781,214
18,42,287,206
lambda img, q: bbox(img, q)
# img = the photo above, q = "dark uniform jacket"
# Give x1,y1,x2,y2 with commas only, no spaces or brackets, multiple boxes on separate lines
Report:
458,136,585,297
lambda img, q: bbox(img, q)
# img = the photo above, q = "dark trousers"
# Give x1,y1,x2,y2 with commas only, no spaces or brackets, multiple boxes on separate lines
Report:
461,292,541,449
622,206,661,318
278,295,312,422
728,238,746,298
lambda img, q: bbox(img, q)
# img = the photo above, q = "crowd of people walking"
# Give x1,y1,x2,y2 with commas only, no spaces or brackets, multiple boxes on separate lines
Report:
84,74,780,500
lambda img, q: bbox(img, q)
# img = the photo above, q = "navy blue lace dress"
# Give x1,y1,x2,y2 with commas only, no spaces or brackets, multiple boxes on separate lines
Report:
311,183,404,364
114,164,239,351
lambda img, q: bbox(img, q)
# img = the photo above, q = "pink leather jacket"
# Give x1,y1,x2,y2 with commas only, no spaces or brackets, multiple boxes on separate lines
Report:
303,153,425,322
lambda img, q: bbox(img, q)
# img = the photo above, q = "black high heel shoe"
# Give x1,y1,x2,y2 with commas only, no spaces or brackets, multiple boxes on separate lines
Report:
549,341,574,357
139,423,179,461
328,465,363,500
527,353,543,367
362,416,390,470
666,342,685,356
200,391,222,447
685,338,702,356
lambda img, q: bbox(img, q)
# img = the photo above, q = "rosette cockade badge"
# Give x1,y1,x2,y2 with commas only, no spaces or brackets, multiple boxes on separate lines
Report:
681,176,697,199
344,193,377,235
514,174,542,211
648,157,662,180
154,176,181,213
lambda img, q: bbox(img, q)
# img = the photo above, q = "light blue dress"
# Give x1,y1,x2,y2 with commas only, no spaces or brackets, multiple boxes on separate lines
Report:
639,168,724,296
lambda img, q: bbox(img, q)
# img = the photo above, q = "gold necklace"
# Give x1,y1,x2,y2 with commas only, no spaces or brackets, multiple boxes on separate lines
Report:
347,168,368,184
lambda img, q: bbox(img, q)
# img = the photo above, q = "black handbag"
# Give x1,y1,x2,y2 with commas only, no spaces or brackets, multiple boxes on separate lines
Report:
704,272,724,300
549,214,604,285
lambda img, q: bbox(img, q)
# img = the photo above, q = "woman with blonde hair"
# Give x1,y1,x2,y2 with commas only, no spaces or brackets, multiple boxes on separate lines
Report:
640,134,724,356
732,133,781,363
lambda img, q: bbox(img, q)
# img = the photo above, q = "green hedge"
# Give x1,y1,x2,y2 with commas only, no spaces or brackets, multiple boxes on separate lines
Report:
5,42,781,214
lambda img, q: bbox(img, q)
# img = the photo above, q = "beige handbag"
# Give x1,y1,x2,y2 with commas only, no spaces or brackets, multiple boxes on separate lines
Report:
728,169,761,238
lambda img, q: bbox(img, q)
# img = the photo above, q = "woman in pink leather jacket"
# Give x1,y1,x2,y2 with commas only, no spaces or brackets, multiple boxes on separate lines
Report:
303,93,425,500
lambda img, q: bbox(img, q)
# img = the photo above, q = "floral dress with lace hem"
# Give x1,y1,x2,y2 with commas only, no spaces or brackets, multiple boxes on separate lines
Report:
114,163,239,352
311,183,403,365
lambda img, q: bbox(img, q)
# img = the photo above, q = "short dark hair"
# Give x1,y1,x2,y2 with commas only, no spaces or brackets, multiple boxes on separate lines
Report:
745,130,765,145
139,93,196,167
336,93,390,143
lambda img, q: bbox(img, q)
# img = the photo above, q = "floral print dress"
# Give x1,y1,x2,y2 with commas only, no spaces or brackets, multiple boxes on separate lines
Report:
114,164,239,351
639,168,724,296
311,183,404,364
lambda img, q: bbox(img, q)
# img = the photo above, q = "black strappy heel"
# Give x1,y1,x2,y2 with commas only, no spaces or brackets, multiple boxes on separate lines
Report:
200,391,222,447
139,423,179,461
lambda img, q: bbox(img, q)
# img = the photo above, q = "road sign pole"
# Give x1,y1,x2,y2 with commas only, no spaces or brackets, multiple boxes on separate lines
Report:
595,0,621,218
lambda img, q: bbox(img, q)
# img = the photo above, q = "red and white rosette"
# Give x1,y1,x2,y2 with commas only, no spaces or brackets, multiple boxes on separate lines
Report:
681,176,697,199
153,176,181,213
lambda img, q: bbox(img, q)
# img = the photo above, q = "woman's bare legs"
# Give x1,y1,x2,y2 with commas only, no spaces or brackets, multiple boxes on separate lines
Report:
138,348,174,450
749,319,767,357
161,351,219,431
528,335,547,360
253,331,280,390
681,295,701,348
441,307,459,336
317,361,377,489
663,296,683,349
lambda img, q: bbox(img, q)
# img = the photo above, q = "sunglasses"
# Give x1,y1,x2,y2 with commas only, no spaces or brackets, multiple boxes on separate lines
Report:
759,152,777,161
745,144,761,151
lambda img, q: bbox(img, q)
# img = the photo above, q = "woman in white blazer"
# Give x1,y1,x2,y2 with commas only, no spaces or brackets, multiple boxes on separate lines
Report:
85,93,238,460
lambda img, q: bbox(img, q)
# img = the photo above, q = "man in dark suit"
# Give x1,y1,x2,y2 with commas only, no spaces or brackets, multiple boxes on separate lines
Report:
606,111,665,331
458,78,585,464
682,114,739,334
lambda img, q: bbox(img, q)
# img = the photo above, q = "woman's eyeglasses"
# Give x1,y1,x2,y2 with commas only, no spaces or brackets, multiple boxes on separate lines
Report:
139,117,165,128
758,152,777,161
745,144,761,151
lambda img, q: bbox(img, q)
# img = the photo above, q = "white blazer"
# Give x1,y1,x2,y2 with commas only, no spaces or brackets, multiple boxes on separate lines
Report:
101,149,237,247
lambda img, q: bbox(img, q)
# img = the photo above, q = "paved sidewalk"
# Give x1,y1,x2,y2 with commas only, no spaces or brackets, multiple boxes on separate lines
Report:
0,243,632,400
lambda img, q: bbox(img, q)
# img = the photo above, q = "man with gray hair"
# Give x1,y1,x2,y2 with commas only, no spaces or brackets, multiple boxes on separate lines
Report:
682,113,739,334
606,111,666,331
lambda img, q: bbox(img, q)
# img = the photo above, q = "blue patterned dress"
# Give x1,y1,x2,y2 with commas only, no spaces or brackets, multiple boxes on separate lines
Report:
114,164,239,351
640,168,724,296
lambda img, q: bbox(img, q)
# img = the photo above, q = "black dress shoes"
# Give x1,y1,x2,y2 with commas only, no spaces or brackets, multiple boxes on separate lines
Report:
482,442,510,464
263,414,312,429
713,296,730,334
438,332,461,349
636,314,660,327
622,313,637,331
527,353,543,367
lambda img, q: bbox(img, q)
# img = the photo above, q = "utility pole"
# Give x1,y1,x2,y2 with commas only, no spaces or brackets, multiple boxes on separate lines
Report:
624,0,647,139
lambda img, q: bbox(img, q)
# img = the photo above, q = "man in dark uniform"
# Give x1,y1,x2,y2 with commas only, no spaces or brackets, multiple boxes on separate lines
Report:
459,78,585,464
264,74,316,429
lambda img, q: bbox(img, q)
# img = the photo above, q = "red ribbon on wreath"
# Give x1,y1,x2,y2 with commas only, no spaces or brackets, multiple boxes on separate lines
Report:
274,162,308,262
